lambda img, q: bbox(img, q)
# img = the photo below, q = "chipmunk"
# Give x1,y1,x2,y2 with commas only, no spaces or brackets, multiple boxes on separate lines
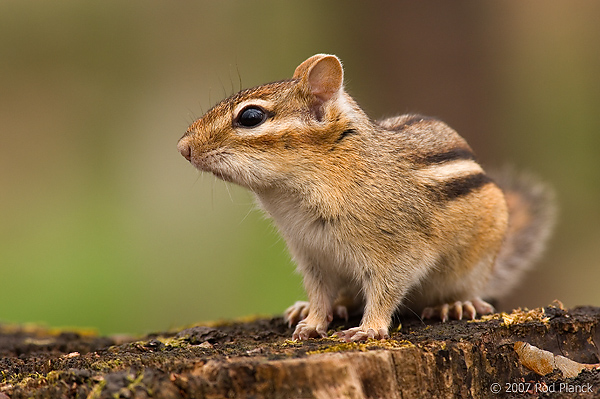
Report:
177,54,555,342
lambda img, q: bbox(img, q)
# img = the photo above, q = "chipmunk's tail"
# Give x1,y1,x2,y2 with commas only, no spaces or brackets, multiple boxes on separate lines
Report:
485,168,557,299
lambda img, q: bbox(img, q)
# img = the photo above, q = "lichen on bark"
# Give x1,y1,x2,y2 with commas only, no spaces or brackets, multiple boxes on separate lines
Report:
1,305,599,398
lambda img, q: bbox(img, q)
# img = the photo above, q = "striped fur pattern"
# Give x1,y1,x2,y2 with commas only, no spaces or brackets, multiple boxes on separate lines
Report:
178,54,554,341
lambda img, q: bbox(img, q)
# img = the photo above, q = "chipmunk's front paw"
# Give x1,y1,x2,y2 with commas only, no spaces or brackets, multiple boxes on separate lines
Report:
292,319,328,340
284,301,310,327
421,298,495,322
335,326,389,342
284,301,349,327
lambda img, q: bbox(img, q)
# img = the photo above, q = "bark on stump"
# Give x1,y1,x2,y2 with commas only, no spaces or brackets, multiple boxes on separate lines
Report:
1,304,599,398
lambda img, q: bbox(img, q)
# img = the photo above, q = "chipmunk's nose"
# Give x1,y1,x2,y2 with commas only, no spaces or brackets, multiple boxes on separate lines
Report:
177,137,192,162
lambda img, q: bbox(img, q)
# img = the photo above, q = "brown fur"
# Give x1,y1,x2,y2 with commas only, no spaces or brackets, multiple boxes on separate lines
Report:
178,54,555,341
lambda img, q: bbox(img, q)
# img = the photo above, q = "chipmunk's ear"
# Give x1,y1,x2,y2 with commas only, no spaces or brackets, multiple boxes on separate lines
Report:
293,54,344,104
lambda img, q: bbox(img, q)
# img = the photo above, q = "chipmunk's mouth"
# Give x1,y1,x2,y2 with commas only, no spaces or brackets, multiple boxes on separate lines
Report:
178,139,247,186
190,150,237,183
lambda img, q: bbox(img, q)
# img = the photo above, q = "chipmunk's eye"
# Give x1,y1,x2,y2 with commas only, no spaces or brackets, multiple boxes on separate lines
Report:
236,106,267,128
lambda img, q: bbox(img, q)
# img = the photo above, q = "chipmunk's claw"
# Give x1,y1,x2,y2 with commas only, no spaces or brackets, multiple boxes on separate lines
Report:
284,301,310,327
335,327,389,342
284,301,349,327
292,320,328,340
422,298,495,321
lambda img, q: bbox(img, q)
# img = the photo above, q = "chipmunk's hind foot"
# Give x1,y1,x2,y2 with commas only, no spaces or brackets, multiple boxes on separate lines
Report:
421,298,495,322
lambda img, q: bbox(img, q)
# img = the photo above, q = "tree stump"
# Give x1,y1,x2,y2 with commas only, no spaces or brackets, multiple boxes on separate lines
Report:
1,304,599,398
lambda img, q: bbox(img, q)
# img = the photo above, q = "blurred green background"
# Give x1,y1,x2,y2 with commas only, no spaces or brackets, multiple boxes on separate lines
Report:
1,1,599,336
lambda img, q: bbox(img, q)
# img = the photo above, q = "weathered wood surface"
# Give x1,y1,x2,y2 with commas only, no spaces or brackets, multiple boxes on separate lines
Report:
1,305,599,398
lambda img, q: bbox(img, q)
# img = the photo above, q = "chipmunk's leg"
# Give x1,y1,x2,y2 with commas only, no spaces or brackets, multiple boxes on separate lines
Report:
335,274,403,342
421,297,495,321
291,269,337,340
285,284,358,327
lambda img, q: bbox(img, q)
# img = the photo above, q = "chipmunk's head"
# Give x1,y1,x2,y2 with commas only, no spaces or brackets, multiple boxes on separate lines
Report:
177,54,364,191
